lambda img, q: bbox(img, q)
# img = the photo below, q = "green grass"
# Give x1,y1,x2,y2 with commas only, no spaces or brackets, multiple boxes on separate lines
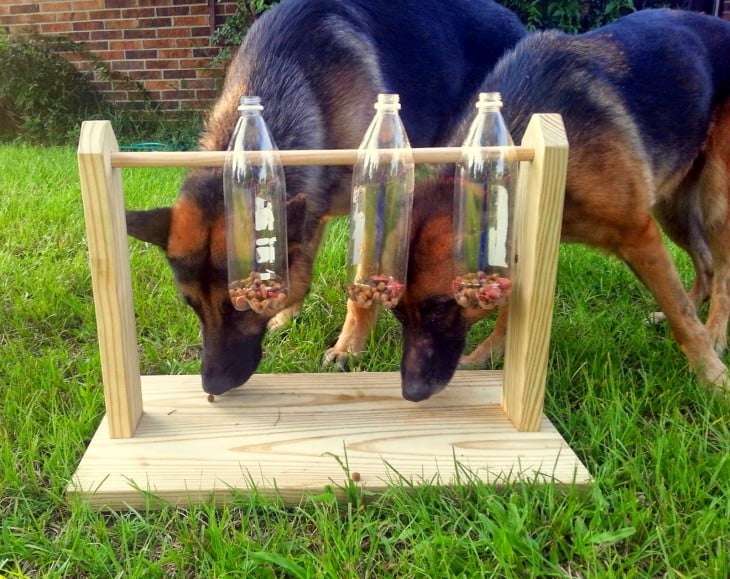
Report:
1,143,728,577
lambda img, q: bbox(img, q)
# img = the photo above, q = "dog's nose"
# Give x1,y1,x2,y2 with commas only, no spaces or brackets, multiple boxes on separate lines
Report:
201,372,242,395
401,378,447,402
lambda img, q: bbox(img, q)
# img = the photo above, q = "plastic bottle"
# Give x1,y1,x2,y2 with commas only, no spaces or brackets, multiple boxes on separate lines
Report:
452,92,516,310
347,93,415,309
224,95,289,315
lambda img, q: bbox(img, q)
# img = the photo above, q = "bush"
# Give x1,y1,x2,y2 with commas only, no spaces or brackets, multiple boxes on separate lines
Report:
0,32,104,145
499,0,636,32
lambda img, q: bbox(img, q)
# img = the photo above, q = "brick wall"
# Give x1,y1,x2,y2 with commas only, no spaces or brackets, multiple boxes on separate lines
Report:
0,0,239,111
0,1,728,110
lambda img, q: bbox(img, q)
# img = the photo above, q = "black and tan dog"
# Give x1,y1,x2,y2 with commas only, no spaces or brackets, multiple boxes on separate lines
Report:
373,8,730,401
125,0,526,395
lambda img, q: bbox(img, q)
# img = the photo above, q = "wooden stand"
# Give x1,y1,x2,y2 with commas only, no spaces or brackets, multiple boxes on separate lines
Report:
69,114,591,510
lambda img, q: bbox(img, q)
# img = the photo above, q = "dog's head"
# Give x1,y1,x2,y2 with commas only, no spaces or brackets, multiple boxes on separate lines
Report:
393,178,490,402
126,170,309,395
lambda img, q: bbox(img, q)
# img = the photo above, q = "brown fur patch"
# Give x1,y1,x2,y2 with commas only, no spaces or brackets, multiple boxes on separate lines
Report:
166,198,208,261
561,126,654,251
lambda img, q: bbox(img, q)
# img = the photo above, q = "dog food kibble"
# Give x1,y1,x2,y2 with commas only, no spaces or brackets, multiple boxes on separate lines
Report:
347,275,405,309
453,272,512,310
229,272,288,315
207,393,215,403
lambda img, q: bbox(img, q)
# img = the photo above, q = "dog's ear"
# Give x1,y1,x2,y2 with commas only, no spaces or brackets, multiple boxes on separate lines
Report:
126,207,172,250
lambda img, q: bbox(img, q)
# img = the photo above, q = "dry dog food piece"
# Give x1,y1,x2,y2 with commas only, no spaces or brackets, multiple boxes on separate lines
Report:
453,271,512,310
229,271,288,315
347,275,405,309
207,393,215,403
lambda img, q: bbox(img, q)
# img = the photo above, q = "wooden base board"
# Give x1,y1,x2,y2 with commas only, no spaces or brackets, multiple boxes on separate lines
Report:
67,371,591,509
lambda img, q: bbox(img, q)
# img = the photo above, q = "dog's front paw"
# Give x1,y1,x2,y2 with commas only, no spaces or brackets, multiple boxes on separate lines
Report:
267,304,302,331
458,337,506,369
322,347,354,371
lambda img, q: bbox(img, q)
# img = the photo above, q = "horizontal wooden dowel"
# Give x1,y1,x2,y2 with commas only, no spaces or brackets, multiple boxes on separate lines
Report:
111,146,535,168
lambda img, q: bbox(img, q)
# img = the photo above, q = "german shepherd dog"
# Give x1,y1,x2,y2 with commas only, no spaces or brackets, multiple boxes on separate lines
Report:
124,0,527,395
382,9,730,401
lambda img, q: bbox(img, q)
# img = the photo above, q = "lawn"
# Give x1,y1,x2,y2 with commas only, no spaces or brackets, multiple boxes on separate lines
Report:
0,143,728,577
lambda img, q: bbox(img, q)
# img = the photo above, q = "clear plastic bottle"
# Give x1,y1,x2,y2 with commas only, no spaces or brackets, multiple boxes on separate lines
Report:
347,93,415,309
224,95,289,315
452,92,516,310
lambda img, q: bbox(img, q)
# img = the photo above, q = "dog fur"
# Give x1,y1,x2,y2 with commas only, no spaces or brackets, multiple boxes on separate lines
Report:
387,8,730,401
124,0,526,395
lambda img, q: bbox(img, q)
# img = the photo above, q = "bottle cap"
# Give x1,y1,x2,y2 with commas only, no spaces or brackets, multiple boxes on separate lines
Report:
238,95,264,111
476,92,503,109
374,93,401,111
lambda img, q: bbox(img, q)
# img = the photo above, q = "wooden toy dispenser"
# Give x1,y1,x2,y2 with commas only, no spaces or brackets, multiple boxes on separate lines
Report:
69,114,591,510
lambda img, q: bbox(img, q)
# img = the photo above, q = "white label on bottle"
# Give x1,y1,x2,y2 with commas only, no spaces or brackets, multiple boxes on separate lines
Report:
352,210,365,266
488,184,508,268
255,197,275,232
256,236,276,264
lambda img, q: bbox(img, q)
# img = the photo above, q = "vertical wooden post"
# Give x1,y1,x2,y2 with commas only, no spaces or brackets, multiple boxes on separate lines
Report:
78,120,143,438
502,114,569,431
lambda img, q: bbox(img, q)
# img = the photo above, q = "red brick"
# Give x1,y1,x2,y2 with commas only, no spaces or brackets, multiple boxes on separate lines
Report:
157,27,192,39
189,26,210,38
195,89,221,101
156,6,190,17
83,40,109,51
95,49,124,61
192,47,220,58
110,59,143,71
118,7,155,19
131,70,163,80
144,80,176,91
91,9,122,20
125,49,157,59
41,21,74,33
158,48,193,58
138,17,172,29
173,14,208,27
73,20,104,31
145,59,178,70
10,4,40,15
90,29,123,40
43,2,75,12
184,78,218,89
109,39,143,51
179,57,210,69
105,18,138,30
123,28,157,39
163,69,197,79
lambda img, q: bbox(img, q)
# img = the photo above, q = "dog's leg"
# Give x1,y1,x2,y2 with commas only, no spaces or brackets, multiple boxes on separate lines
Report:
458,306,509,367
698,103,730,355
618,218,728,391
706,246,730,354
268,303,302,331
323,299,380,369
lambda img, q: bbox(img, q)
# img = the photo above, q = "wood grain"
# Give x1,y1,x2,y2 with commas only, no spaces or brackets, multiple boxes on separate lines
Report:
110,146,535,168
67,371,591,509
77,120,143,438
502,114,569,431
